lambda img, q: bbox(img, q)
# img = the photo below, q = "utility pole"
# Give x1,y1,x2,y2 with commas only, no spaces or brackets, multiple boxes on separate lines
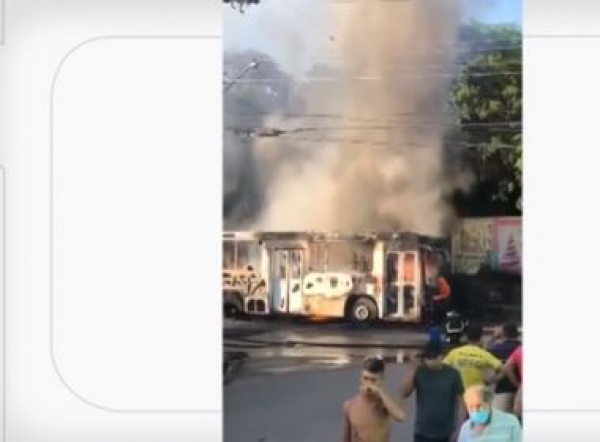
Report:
223,59,262,93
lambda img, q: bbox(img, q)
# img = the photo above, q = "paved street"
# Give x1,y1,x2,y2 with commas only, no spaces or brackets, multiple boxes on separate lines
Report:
224,363,417,442
224,318,430,379
223,318,516,441
223,318,508,378
224,319,426,441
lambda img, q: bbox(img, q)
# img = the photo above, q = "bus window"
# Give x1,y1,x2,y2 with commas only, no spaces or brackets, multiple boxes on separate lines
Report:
352,244,372,272
403,253,416,283
237,241,261,272
327,243,354,271
308,243,326,272
386,253,398,283
277,251,287,279
328,242,371,272
290,250,303,279
423,249,438,286
223,242,235,269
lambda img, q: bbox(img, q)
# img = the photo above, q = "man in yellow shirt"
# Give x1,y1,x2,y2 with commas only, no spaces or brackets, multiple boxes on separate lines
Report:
443,323,503,389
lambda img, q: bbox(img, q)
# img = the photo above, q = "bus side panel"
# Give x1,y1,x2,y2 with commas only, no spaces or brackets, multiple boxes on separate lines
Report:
302,272,352,318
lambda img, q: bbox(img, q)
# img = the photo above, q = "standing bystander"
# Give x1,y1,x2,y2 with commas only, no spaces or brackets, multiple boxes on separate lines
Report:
401,341,465,442
457,385,522,441
443,323,503,389
505,346,522,419
487,324,521,412
342,357,405,442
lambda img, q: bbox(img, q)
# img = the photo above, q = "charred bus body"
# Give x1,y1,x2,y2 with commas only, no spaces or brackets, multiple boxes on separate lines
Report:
222,231,448,324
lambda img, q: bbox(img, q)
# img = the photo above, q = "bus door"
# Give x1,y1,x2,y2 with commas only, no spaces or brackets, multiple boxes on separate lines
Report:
270,249,305,314
383,252,400,317
384,251,421,321
399,251,421,321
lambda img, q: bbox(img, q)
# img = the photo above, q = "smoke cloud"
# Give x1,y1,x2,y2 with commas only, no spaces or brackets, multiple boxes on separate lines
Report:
225,0,473,235
223,51,297,228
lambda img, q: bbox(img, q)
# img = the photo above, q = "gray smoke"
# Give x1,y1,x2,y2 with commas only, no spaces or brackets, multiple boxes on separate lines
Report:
223,51,296,228
224,0,474,235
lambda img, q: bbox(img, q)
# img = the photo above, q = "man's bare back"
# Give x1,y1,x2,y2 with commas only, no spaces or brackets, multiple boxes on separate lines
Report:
343,394,391,442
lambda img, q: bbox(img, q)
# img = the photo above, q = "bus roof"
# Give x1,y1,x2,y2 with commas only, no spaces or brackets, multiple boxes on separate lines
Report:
222,231,446,244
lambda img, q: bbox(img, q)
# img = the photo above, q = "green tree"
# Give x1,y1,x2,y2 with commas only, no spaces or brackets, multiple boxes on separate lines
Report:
452,21,522,214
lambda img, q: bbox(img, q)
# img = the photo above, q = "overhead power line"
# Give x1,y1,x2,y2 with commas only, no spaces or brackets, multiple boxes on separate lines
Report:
302,61,523,69
225,121,522,137
300,45,522,59
227,72,520,85
263,137,522,150
223,58,264,93
224,46,522,66
225,111,457,119
227,134,521,150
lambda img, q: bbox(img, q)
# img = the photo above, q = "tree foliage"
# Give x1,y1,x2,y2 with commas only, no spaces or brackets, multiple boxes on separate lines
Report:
451,21,522,215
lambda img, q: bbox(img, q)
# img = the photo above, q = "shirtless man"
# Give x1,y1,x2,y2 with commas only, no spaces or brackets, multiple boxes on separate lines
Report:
343,357,405,442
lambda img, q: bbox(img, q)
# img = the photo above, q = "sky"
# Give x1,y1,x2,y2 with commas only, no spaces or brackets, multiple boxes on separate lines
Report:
223,0,522,74
474,0,521,25
224,0,522,38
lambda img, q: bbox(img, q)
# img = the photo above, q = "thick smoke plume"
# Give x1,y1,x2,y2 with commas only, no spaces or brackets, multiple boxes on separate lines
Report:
223,51,295,228
225,0,472,235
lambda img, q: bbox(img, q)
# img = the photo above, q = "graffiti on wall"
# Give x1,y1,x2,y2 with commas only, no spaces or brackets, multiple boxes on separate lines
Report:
452,217,522,275
451,219,494,275
494,218,522,274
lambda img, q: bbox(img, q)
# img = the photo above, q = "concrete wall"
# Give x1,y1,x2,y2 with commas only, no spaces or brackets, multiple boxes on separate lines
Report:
451,217,522,275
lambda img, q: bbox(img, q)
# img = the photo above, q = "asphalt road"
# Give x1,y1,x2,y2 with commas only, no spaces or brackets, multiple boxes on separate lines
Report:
224,317,431,350
223,317,511,379
224,363,417,442
223,319,427,440
222,317,518,441
224,318,433,380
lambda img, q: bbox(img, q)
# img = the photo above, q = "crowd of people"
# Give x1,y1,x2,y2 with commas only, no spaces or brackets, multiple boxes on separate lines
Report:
342,323,523,442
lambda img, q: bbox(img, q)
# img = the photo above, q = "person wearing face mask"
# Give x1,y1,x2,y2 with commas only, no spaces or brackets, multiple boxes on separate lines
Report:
342,357,405,442
400,342,465,442
457,385,522,442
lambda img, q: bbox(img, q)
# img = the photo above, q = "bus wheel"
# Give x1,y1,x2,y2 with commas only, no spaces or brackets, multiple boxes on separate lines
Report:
223,291,244,319
224,303,241,319
223,299,244,319
349,297,377,324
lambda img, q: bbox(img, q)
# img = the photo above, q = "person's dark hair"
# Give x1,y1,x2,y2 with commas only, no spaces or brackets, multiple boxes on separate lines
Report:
363,356,385,374
423,341,443,360
503,323,519,340
466,322,483,342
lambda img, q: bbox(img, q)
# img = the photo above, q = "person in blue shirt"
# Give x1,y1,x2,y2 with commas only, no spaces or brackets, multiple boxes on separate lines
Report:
457,385,521,442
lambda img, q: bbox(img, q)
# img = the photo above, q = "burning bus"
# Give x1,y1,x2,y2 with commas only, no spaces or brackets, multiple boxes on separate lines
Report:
223,231,448,324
